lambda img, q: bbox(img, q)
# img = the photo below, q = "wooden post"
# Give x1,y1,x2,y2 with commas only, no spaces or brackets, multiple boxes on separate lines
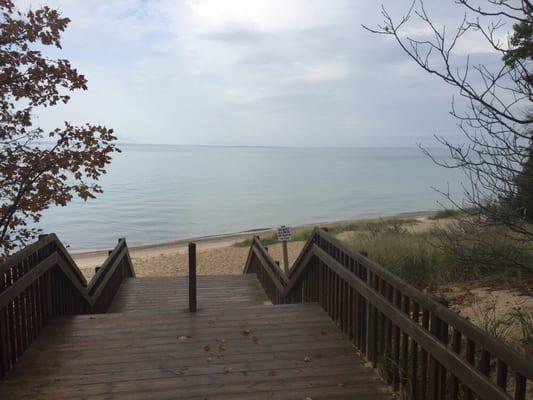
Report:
188,242,197,313
282,241,289,274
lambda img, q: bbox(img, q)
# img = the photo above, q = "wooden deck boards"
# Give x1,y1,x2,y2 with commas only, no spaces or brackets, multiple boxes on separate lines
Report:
0,276,393,399
108,275,269,313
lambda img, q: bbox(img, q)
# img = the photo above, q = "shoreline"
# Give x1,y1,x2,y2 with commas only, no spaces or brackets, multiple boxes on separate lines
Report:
72,210,435,269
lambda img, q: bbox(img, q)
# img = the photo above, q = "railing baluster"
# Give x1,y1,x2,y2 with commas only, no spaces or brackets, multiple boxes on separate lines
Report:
464,339,476,400
400,295,410,394
515,372,526,400
410,302,420,400
451,329,462,399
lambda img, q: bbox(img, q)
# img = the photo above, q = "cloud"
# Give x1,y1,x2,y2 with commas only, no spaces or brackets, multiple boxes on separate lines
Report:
17,0,514,147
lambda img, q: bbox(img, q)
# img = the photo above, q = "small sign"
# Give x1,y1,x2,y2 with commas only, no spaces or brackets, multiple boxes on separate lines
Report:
277,225,292,242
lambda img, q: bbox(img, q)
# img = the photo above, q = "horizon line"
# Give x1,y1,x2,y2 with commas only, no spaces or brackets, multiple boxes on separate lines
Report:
115,142,449,150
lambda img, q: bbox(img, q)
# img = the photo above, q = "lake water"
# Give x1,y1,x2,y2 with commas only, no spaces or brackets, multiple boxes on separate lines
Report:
39,145,464,251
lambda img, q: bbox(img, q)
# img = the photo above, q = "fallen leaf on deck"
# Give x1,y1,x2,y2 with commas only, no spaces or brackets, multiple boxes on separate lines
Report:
223,367,233,374
242,329,251,335
203,345,210,352
177,335,192,341
218,344,227,352
303,355,312,363
337,383,346,388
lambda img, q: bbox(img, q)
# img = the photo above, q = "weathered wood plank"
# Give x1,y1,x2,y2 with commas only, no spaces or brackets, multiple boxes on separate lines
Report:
0,302,391,400
108,275,269,313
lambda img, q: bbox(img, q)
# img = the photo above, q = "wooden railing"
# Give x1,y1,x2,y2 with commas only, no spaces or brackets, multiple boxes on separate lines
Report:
244,227,533,400
0,234,135,378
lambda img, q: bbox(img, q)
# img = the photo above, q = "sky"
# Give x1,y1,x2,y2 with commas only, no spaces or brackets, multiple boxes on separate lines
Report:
23,0,511,147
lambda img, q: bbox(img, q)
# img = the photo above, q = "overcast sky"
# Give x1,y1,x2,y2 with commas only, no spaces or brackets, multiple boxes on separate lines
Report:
26,0,509,147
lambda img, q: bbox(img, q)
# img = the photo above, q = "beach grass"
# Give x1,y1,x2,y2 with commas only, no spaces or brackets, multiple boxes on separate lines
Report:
427,208,478,220
232,218,419,248
234,214,532,289
233,229,313,248
346,221,533,288
429,209,462,220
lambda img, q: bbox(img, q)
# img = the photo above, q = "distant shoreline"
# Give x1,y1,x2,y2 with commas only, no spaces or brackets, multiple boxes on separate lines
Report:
72,210,435,266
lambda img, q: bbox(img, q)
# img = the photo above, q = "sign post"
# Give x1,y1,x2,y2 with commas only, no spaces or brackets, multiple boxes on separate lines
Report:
276,225,292,274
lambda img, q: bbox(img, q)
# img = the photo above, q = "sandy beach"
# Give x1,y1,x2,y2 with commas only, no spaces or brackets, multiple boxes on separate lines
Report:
73,211,434,280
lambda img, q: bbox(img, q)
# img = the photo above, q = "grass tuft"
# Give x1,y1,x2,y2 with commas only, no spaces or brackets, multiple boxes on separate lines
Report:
429,209,463,220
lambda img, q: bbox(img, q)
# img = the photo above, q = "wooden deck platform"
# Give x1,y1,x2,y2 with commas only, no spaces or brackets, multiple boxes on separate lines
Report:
0,276,392,399
108,275,269,313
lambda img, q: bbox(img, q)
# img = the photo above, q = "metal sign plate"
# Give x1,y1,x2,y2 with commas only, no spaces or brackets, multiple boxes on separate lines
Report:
277,225,292,242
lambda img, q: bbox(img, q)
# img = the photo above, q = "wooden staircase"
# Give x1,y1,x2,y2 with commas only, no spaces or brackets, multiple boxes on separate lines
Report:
1,229,531,399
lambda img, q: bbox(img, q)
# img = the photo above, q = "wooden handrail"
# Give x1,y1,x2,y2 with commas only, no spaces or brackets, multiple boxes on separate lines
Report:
244,227,533,400
0,234,135,378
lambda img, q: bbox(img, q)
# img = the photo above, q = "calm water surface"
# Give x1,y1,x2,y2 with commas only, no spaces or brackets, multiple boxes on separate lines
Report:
39,145,464,251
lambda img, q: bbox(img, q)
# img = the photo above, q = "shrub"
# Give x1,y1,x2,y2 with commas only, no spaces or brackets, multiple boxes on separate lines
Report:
429,209,463,220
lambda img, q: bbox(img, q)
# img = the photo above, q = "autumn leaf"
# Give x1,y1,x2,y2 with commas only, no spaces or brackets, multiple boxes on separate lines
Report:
0,1,119,257
177,335,192,341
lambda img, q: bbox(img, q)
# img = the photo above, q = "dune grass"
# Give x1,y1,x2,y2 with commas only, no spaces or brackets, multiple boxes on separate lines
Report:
429,208,463,220
233,229,313,248
235,216,532,288
232,218,419,248
346,220,533,288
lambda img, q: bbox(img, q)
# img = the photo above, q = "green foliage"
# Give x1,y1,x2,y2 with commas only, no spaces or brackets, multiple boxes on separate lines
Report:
348,230,443,288
436,222,533,280
233,229,313,248
327,218,419,235
344,219,533,288
507,144,533,221
503,18,533,85
232,219,417,248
